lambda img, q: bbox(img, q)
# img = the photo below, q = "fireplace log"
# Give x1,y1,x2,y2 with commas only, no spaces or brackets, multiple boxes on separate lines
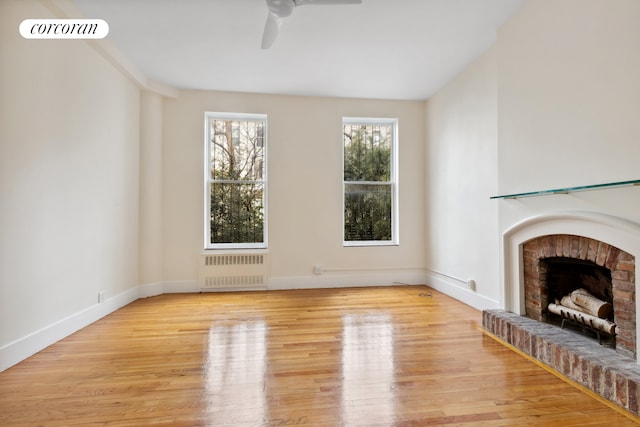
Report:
560,295,583,312
569,288,613,319
548,303,616,335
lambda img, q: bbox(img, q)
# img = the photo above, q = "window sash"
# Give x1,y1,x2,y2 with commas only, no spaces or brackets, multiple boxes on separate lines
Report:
342,118,398,246
205,113,267,249
344,182,394,243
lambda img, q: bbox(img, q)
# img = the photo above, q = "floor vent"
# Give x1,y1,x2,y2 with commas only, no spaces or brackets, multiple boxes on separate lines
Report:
199,253,268,291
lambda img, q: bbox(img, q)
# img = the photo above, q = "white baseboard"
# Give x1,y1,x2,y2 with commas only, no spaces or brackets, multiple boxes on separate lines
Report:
424,269,500,311
160,280,200,294
138,280,199,297
268,269,429,290
138,281,164,298
0,286,139,372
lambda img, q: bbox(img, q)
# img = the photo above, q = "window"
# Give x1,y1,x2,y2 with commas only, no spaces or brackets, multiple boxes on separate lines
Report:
343,118,398,246
205,113,267,249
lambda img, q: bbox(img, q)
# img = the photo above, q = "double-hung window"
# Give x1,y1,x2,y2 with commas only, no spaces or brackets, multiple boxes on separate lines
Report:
205,112,267,249
343,117,398,246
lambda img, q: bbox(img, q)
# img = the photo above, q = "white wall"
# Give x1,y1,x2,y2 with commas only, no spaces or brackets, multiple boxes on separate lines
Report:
0,0,141,368
494,0,640,313
498,0,640,194
497,0,640,248
423,0,640,310
162,90,427,289
496,0,640,222
424,48,500,308
139,91,164,290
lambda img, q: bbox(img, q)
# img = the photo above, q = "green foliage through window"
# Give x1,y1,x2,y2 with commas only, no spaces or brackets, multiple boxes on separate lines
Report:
206,115,266,247
343,120,396,243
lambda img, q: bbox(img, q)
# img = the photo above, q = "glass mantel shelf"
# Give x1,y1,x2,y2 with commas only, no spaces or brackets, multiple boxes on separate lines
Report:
490,179,640,200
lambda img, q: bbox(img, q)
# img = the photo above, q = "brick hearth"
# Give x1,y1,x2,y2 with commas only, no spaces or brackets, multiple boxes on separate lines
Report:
483,309,640,416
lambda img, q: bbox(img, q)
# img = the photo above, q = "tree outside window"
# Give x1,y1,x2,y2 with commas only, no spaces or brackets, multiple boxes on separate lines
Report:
343,118,398,245
205,113,267,249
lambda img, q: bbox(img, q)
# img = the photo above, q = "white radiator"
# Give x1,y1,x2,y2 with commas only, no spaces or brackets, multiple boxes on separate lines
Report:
199,253,268,291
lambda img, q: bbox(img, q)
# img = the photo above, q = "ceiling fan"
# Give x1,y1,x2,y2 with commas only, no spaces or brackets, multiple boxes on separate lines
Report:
261,0,363,49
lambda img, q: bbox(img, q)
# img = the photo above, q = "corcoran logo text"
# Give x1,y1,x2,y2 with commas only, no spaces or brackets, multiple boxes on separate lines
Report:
19,19,109,39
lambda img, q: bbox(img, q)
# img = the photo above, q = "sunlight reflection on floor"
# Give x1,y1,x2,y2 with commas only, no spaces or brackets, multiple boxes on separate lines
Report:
342,313,395,424
205,320,267,424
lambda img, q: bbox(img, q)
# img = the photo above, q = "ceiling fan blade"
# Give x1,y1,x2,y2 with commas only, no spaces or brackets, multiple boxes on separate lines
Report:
261,12,281,49
261,0,361,48
294,0,362,5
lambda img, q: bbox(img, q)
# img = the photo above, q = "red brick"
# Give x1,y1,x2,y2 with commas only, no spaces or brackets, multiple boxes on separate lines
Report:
603,369,614,401
596,242,609,266
581,359,590,384
617,251,635,263
571,353,581,379
524,270,539,283
526,308,542,321
590,365,602,394
530,336,539,359
614,300,636,314
616,374,628,408
629,380,639,414
616,337,636,356
578,237,590,260
587,240,599,263
542,236,553,258
554,235,563,256
612,270,630,281
617,330,634,342
612,279,635,292
523,253,537,266
560,348,571,373
613,289,634,301
616,322,634,335
562,235,571,257
618,261,636,272
605,246,621,270
569,235,580,258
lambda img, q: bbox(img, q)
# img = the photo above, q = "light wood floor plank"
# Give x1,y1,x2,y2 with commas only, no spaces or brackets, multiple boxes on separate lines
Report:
0,286,638,426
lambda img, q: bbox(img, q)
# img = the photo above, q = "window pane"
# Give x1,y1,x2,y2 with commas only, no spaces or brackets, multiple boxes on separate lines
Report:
344,184,392,241
206,113,267,248
210,119,265,181
343,124,392,182
210,182,264,244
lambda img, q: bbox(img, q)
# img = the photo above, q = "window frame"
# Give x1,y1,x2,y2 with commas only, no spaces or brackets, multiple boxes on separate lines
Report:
342,117,399,247
204,112,268,250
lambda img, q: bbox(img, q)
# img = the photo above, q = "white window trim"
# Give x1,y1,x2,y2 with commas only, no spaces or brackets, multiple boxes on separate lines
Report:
204,112,268,250
342,117,399,247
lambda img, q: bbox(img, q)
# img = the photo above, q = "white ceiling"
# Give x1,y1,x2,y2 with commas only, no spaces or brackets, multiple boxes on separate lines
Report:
72,0,526,100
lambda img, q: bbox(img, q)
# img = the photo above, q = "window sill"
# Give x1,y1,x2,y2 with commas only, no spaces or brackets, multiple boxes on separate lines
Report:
343,241,399,248
202,247,268,254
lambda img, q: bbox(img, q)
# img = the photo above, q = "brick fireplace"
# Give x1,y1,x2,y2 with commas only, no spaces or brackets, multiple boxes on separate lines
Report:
522,234,636,358
483,211,640,415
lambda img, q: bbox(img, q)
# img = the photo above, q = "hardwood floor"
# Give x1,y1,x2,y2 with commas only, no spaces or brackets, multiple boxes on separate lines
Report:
1,286,638,426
